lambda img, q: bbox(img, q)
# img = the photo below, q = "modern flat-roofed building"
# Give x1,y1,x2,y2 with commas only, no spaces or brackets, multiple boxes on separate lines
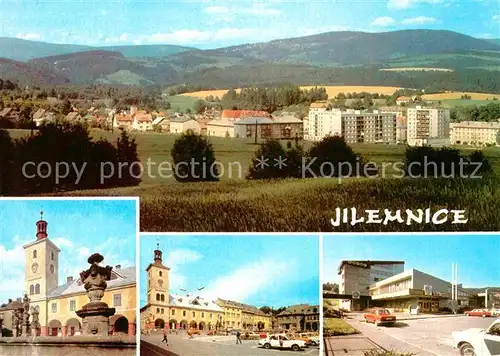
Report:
369,269,474,313
450,120,500,146
338,260,405,297
305,103,342,141
407,106,450,146
341,110,397,144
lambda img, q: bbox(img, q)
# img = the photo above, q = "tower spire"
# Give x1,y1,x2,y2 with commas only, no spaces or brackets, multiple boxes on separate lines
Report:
36,210,48,240
154,242,162,263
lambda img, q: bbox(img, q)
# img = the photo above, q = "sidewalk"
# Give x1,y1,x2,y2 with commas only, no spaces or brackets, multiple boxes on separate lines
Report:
347,311,464,321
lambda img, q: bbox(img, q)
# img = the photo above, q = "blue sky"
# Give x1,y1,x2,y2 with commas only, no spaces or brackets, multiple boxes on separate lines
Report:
0,0,498,47
0,198,138,302
140,234,320,308
323,234,500,288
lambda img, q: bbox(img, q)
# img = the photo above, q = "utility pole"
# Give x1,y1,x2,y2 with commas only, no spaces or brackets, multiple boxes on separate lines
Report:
255,118,258,145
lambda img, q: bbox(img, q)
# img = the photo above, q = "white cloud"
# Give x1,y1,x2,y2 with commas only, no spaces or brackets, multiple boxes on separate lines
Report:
134,28,262,45
51,237,73,249
387,0,443,9
16,33,41,41
104,33,128,44
0,236,31,300
372,16,397,27
493,14,499,21
164,249,201,290
201,259,290,302
401,16,437,24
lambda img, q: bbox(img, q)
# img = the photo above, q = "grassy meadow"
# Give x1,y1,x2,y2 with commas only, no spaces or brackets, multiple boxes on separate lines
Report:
8,129,500,232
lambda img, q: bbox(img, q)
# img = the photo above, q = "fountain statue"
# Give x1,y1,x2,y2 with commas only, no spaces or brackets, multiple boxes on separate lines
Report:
76,253,116,336
21,294,30,337
30,306,40,337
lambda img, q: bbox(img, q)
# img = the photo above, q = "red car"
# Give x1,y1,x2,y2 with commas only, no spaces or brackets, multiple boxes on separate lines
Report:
464,309,492,317
364,308,396,326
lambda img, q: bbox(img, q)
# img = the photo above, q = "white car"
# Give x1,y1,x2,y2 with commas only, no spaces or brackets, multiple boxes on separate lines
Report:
491,309,500,317
258,335,306,351
452,318,500,355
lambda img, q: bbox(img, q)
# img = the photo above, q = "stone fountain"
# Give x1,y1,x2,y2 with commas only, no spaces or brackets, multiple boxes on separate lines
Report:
76,253,116,336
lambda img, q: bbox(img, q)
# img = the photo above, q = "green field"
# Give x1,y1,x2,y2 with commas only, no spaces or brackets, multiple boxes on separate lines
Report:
166,95,199,113
440,99,496,108
9,129,500,232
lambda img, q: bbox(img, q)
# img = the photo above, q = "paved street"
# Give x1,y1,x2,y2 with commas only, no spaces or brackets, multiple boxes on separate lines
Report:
141,332,319,356
340,315,495,356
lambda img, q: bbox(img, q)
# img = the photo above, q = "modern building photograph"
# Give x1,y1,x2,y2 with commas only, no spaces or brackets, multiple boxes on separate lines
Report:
139,233,320,356
0,198,138,355
322,233,500,356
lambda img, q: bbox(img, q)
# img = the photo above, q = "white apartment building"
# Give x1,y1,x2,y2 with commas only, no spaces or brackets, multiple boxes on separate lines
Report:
407,106,450,146
450,120,500,146
305,103,342,141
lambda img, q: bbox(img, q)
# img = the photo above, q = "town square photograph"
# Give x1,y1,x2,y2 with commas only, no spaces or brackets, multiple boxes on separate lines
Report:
139,233,320,355
0,198,138,355
322,233,500,356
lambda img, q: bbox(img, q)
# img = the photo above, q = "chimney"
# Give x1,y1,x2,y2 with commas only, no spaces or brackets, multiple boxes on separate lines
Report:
115,264,121,270
67,276,73,283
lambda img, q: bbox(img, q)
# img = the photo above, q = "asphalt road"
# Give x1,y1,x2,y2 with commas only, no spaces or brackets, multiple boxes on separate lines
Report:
141,333,319,356
345,315,495,356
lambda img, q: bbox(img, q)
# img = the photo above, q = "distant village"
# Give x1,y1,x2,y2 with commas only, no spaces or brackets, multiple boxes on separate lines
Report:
1,94,499,147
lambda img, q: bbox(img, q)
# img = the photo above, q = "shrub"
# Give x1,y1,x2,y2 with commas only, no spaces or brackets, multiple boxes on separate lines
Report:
116,129,141,187
469,150,492,176
171,130,219,182
305,136,374,178
0,129,15,194
247,139,288,180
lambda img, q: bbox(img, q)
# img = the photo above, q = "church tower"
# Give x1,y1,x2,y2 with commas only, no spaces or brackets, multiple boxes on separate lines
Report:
24,211,61,301
145,244,170,327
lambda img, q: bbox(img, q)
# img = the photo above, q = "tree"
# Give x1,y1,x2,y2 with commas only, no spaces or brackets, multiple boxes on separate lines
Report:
247,140,288,180
259,306,272,315
171,130,219,182
305,136,371,178
0,129,16,194
194,99,208,114
323,283,339,293
116,130,142,187
60,98,72,116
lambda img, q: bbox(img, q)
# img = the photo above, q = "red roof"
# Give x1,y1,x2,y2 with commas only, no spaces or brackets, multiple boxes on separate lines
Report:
221,110,270,119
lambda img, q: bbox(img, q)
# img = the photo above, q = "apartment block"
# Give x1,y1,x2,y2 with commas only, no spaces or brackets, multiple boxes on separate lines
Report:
305,103,342,141
450,120,500,146
407,106,450,146
341,110,397,144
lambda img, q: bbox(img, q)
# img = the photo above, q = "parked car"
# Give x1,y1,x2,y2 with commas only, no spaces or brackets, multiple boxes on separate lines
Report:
258,335,306,351
294,334,311,346
299,333,320,346
465,309,493,317
490,309,500,317
206,329,216,336
187,328,200,336
452,318,500,355
364,308,396,326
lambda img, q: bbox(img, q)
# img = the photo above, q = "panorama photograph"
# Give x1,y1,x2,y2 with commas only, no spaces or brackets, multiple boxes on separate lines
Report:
1,0,500,232
322,233,500,356
0,198,138,355
139,234,320,355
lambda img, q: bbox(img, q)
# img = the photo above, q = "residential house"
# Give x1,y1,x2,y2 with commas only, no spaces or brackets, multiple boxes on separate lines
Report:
216,299,272,331
169,117,200,134
221,110,271,124
305,103,342,141
32,108,55,127
132,112,153,131
113,113,133,130
407,106,450,146
0,107,20,122
270,115,304,139
152,117,169,132
276,304,319,332
206,119,235,137
341,110,397,144
64,112,82,121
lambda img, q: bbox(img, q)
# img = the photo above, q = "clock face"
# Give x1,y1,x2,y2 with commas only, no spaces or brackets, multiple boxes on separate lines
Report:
31,263,39,273
50,264,54,274
158,279,163,287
